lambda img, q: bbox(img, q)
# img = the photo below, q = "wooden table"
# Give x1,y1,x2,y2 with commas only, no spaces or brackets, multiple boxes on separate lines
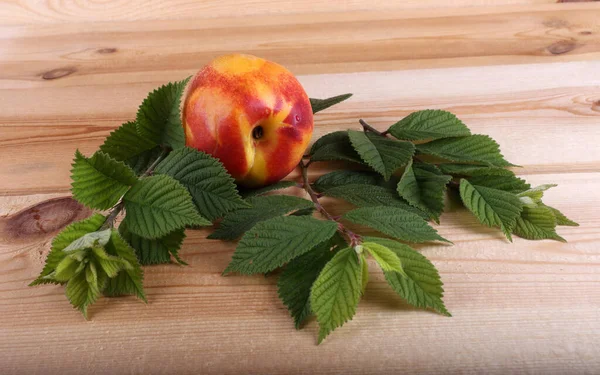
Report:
1,1,599,373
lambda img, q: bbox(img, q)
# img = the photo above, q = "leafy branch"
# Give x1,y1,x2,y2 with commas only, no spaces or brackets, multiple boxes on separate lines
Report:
29,78,578,346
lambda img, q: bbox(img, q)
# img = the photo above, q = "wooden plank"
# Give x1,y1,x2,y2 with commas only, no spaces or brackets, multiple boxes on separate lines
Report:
0,4,599,84
1,172,598,374
0,0,556,26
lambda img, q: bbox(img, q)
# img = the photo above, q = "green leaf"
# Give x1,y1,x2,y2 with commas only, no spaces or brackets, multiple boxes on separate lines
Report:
310,247,362,344
63,229,112,253
362,242,405,274
544,205,579,226
104,229,146,302
120,222,187,265
513,206,565,242
290,207,316,217
136,77,190,149
348,130,415,180
416,135,513,167
208,195,314,240
459,179,523,241
364,236,450,316
30,214,106,286
309,131,365,164
360,254,369,295
99,121,158,166
343,206,450,243
437,164,514,177
397,161,451,221
387,110,471,141
310,94,353,114
239,180,297,198
126,146,163,176
466,175,530,193
71,150,138,210
54,256,82,282
65,262,106,318
91,247,128,278
277,235,344,329
224,216,338,275
312,170,386,192
517,184,557,203
322,184,430,219
123,174,210,239
154,147,248,221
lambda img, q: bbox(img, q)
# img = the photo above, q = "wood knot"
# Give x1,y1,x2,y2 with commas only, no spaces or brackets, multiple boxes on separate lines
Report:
97,47,117,54
546,40,576,55
42,67,77,80
1,197,91,242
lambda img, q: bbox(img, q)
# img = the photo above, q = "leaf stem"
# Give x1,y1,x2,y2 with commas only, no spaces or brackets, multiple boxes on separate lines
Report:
100,147,170,230
359,119,388,136
299,160,361,246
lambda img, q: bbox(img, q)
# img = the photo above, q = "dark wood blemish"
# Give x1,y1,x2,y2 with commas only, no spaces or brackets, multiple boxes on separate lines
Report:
579,31,593,35
97,47,118,54
1,197,91,241
592,100,600,112
543,18,569,29
42,67,77,80
546,40,576,55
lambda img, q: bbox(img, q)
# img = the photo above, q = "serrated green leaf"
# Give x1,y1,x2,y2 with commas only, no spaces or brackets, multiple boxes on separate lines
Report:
71,150,138,210
309,131,365,164
65,262,106,318
364,236,450,316
123,174,210,239
224,216,338,275
360,254,369,295
91,247,128,278
99,121,158,166
239,180,297,198
154,147,248,221
416,135,513,167
397,161,451,221
348,130,415,180
208,195,314,240
310,247,362,344
387,110,471,141
513,206,565,242
437,164,514,177
322,184,430,219
343,206,449,243
310,94,353,114
30,214,106,286
63,229,112,253
120,222,186,265
544,205,579,226
312,170,386,192
466,175,530,193
136,77,190,149
290,207,316,216
277,235,345,329
459,179,523,241
362,242,405,274
104,229,146,302
54,256,81,282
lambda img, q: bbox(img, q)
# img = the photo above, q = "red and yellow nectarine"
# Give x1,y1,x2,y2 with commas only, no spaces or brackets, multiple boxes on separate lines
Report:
182,54,313,187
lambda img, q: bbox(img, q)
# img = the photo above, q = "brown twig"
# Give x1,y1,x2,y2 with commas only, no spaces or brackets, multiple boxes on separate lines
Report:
299,160,361,247
359,119,388,136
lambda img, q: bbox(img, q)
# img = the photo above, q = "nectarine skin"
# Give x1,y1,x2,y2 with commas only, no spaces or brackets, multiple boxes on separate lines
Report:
182,54,314,187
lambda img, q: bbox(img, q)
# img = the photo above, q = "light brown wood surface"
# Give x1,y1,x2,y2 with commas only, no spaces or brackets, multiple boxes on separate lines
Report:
1,1,600,374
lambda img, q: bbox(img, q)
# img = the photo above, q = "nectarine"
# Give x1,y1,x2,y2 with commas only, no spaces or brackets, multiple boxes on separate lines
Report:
182,54,314,187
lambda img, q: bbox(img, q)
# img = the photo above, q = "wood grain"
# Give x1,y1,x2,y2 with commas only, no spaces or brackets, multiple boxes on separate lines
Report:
1,1,600,374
